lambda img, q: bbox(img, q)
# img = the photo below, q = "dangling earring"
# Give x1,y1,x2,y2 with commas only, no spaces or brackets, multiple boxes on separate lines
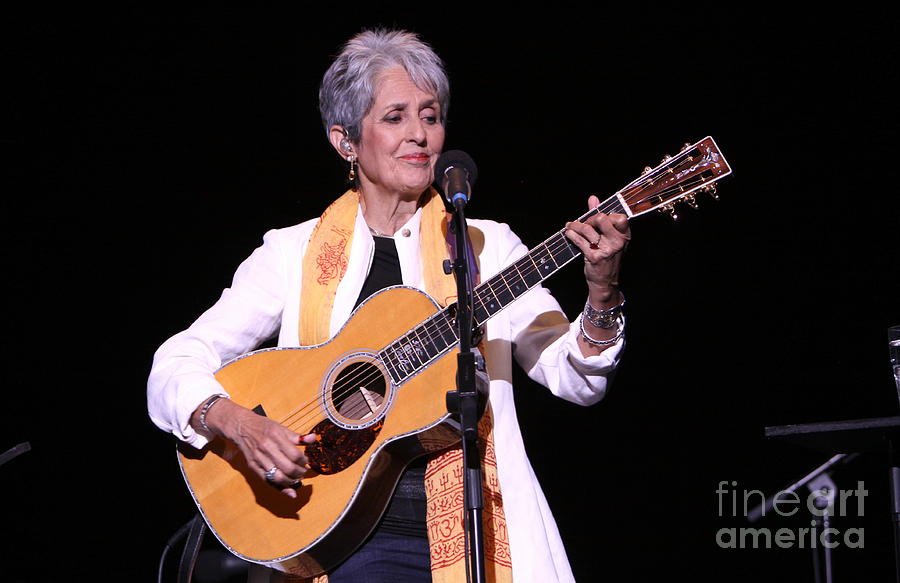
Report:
340,134,357,185
347,155,357,182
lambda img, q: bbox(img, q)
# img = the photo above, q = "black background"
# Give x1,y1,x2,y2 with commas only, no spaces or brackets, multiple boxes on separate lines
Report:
2,4,898,582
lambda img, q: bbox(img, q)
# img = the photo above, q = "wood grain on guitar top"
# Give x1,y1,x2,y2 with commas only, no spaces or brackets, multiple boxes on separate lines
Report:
178,287,462,574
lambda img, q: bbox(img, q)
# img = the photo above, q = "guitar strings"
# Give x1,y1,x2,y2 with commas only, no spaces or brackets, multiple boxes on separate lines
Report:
273,220,576,430
272,207,611,432
276,183,691,433
619,157,716,208
274,194,634,432
274,175,714,432
275,307,459,429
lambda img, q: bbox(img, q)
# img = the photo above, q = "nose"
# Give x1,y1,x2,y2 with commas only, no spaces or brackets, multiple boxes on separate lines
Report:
406,117,427,145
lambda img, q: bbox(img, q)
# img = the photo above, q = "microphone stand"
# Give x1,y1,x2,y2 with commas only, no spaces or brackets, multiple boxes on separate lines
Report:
0,442,31,468
445,194,486,583
746,453,857,524
747,453,859,583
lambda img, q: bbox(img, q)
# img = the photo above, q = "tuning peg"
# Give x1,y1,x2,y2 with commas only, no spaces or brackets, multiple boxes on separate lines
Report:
661,154,672,164
658,204,679,220
680,142,692,151
704,184,719,199
641,166,653,175
684,193,699,209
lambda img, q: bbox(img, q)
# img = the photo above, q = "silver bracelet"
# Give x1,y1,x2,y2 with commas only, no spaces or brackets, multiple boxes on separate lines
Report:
199,394,227,434
584,293,625,329
579,313,625,346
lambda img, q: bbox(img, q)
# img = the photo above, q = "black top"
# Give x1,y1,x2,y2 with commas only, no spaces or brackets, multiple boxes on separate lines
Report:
354,235,404,310
353,235,428,538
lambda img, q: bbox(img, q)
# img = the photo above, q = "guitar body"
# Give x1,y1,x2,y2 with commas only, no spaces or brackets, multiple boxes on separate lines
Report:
178,287,462,576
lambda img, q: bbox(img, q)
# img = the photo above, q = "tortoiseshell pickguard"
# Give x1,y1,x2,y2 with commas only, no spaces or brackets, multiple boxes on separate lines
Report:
305,418,384,474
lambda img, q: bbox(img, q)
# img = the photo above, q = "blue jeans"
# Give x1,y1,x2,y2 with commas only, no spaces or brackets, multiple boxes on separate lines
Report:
327,530,431,583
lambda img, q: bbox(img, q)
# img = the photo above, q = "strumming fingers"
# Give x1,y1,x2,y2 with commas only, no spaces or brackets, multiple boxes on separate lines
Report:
257,460,302,497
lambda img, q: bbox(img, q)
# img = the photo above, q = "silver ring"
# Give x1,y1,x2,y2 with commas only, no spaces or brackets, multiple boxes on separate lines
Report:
264,466,278,483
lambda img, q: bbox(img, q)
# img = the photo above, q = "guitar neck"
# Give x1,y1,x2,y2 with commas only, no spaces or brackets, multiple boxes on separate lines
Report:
378,194,627,385
378,136,732,385
472,195,627,326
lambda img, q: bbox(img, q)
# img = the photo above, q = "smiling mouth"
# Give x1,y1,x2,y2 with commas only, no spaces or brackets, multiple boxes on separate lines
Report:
399,154,430,164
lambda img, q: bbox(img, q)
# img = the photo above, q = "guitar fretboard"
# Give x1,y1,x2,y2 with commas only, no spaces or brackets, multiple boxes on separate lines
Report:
378,195,627,385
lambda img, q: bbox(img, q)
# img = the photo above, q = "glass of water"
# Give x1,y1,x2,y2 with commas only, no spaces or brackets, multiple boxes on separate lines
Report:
891,326,900,402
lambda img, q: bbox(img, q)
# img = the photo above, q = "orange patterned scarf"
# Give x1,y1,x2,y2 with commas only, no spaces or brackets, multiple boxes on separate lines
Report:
299,188,513,582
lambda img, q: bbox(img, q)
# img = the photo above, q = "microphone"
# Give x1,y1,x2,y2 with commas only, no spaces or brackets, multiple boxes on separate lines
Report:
434,150,478,208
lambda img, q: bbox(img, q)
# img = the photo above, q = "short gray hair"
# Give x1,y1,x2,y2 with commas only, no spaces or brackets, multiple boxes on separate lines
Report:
319,29,450,143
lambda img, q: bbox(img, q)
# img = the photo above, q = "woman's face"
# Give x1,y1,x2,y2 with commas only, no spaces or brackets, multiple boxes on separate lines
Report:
354,66,445,200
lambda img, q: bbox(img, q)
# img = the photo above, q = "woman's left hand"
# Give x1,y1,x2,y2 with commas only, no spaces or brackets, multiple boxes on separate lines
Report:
564,194,631,306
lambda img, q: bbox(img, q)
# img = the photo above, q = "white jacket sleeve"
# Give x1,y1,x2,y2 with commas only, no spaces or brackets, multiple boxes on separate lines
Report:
147,228,289,448
494,222,623,405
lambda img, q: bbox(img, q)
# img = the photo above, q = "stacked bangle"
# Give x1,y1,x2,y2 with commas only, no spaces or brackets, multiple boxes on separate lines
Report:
583,294,625,329
580,293,625,346
199,394,227,434
579,313,625,346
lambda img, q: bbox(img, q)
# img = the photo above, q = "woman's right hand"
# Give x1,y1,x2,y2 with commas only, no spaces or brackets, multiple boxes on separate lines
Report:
192,396,316,499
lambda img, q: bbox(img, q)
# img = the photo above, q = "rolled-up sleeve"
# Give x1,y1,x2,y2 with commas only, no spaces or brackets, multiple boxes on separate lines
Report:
492,222,624,405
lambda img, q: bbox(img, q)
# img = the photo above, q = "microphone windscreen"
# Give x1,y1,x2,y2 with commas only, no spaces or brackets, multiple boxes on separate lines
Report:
434,150,478,189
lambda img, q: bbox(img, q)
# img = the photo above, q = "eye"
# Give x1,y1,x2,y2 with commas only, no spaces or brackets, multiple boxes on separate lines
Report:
421,108,440,124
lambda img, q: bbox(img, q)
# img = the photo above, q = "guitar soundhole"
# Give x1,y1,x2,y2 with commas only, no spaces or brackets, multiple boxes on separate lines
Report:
330,361,387,424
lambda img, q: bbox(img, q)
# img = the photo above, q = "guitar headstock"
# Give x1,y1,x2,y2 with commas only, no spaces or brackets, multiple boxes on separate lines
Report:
616,136,732,219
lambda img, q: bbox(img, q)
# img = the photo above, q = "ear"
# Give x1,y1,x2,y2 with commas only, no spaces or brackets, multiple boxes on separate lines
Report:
328,125,354,159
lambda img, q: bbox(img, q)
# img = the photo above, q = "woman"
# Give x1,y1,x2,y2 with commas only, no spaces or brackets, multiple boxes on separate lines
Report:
148,29,630,582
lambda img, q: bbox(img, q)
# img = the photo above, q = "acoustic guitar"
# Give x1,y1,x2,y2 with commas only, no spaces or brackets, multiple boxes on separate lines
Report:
177,136,732,576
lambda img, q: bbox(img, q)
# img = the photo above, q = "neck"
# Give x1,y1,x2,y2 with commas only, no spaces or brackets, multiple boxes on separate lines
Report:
359,186,424,236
